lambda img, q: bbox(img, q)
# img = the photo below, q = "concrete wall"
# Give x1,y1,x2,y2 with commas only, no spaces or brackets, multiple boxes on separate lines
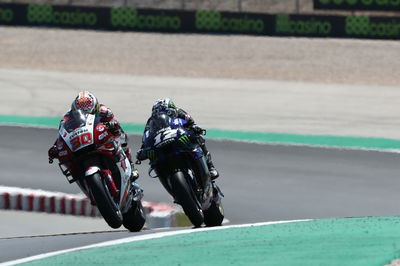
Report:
0,0,315,13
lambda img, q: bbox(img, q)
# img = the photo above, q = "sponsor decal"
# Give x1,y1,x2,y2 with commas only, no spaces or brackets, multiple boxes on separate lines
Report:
196,10,265,33
179,135,191,145
0,7,13,22
346,15,400,37
27,4,97,26
69,128,89,140
276,14,332,35
58,150,68,157
0,2,398,40
98,131,109,141
111,7,181,30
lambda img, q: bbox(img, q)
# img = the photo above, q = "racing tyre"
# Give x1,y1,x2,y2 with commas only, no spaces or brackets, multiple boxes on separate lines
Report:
171,171,204,227
123,201,146,232
87,173,123,229
204,200,224,227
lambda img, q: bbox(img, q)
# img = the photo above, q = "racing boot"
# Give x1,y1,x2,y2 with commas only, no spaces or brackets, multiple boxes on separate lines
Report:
125,148,142,200
131,180,143,201
200,141,219,180
206,152,219,180
130,166,139,182
127,153,142,200
126,148,139,182
121,140,139,182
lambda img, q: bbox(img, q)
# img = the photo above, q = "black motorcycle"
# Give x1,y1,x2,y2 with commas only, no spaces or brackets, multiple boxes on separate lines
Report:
137,113,224,227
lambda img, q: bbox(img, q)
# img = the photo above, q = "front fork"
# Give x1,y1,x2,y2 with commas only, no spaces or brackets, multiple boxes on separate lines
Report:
196,156,215,209
197,156,224,210
211,182,224,205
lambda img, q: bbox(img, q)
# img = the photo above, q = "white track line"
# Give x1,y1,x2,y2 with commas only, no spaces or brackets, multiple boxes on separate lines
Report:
1,219,311,266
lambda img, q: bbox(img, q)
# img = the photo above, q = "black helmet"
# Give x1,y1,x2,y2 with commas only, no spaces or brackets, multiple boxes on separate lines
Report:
151,98,177,117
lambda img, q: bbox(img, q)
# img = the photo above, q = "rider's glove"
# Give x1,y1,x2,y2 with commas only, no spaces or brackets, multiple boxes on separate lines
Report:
48,145,58,164
136,149,148,161
105,120,121,136
191,125,206,135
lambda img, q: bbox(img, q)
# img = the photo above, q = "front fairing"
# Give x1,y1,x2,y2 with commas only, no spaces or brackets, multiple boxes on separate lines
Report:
59,110,96,153
142,116,188,148
142,117,204,169
144,131,198,161
170,117,187,129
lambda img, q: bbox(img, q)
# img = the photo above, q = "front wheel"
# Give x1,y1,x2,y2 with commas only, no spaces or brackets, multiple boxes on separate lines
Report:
204,200,224,227
170,171,204,227
87,173,123,229
123,201,146,232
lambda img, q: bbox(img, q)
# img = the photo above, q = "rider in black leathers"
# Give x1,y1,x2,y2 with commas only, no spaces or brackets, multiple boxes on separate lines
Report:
136,98,219,180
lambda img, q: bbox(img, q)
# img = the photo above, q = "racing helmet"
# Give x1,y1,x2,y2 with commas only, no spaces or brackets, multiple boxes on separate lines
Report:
71,91,99,114
151,98,177,117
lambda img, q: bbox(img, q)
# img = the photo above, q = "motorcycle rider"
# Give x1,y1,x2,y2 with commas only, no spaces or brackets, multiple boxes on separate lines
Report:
136,98,219,180
48,91,139,181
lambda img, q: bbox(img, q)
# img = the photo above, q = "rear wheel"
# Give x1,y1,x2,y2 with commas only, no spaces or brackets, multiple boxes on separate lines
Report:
87,173,123,229
123,201,146,232
171,172,204,227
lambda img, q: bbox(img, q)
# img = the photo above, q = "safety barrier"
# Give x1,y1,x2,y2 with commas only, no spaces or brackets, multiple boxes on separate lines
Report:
0,3,399,39
0,185,187,228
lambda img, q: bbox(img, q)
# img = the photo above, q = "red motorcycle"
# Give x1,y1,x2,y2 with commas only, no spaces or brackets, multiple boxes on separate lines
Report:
51,109,145,231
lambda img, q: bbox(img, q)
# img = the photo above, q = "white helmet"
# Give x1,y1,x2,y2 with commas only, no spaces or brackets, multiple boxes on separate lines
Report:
71,91,99,114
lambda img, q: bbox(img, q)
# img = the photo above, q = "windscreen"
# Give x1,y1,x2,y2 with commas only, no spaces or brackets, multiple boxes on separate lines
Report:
63,109,88,133
149,113,171,133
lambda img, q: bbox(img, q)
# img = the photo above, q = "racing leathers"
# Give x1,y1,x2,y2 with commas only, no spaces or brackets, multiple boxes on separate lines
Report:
47,104,139,181
137,107,219,180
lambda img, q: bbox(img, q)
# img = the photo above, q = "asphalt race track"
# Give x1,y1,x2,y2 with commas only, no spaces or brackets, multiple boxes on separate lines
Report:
1,126,400,262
